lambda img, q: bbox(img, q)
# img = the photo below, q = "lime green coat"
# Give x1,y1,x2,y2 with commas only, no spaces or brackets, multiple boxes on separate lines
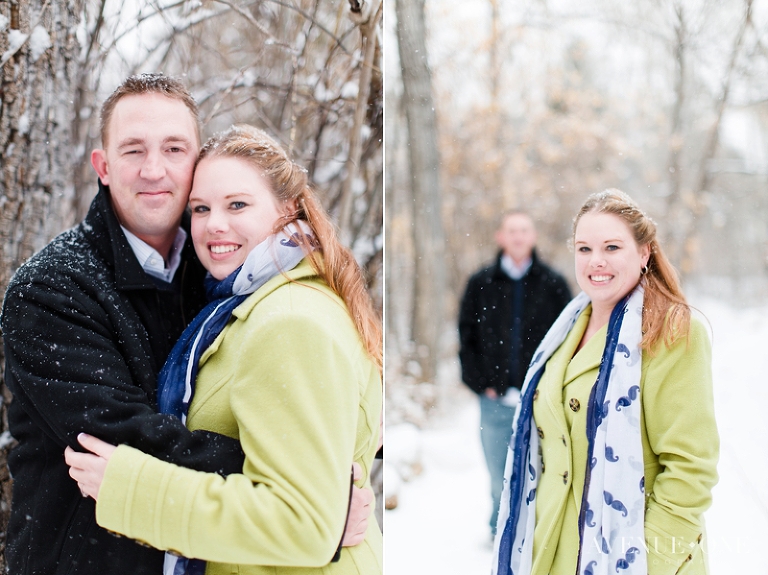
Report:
96,260,383,574
531,306,718,575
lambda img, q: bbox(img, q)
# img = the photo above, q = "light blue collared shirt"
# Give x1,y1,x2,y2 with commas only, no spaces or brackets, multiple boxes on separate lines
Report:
500,254,532,280
121,226,187,283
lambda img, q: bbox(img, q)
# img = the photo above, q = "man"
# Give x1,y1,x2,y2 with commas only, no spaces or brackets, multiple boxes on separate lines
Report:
458,210,571,537
1,74,370,575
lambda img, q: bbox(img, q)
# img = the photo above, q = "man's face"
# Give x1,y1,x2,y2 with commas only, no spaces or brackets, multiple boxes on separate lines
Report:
90,93,199,252
495,213,537,262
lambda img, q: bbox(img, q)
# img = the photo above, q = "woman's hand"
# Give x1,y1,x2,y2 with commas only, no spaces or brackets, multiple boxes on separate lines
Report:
342,462,373,546
64,433,118,501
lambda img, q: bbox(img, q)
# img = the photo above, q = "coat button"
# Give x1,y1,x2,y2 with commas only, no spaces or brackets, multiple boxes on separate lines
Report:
537,427,544,439
569,398,580,412
562,470,569,484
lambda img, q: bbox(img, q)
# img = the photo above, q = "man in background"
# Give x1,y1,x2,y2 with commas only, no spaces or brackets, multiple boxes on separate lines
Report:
458,210,571,538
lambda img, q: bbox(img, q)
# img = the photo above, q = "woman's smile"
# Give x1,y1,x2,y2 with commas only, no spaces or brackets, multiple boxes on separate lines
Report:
208,243,241,256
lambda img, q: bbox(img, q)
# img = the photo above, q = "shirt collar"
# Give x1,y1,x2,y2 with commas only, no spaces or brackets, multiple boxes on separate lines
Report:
500,254,532,280
120,226,187,283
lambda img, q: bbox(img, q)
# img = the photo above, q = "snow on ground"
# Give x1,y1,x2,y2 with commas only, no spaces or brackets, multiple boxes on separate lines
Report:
385,297,768,573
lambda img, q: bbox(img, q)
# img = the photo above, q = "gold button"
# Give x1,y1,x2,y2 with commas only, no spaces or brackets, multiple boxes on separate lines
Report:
569,398,580,412
537,427,544,439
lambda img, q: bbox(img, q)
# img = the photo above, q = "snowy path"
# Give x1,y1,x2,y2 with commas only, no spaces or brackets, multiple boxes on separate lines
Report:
385,392,495,574
385,299,768,573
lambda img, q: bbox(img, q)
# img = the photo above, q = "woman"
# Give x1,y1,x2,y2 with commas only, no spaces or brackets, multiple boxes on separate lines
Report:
493,189,718,575
65,125,382,575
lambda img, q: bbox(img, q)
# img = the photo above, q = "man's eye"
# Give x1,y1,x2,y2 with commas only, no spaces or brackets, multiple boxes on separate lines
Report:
168,147,183,153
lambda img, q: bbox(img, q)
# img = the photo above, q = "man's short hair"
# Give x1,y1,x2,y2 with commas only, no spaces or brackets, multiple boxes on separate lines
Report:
99,73,200,146
498,209,533,228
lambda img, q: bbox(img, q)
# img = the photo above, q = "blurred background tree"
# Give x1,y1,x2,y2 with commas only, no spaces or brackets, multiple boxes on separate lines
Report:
386,0,768,425
0,0,382,566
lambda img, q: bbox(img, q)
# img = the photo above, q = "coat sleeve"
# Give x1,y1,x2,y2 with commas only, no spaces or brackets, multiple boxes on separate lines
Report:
1,277,244,475
458,275,487,394
642,318,719,575
95,305,376,566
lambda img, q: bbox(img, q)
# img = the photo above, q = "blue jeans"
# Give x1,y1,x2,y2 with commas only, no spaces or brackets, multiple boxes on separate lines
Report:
479,394,516,534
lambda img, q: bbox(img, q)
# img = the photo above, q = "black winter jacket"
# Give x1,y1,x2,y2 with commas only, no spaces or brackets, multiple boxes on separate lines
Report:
458,251,572,396
1,183,246,575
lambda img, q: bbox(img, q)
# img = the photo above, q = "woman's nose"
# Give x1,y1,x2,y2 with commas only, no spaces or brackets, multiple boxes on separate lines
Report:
589,253,606,268
206,209,229,233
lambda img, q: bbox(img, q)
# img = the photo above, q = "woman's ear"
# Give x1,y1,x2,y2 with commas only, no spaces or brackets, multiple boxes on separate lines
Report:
641,243,651,267
284,198,299,215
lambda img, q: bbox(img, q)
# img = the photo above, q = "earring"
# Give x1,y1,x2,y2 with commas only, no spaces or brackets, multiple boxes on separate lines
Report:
641,264,649,275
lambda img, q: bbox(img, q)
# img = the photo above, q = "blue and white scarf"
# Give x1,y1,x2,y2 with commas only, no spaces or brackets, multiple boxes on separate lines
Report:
492,285,647,575
157,220,314,575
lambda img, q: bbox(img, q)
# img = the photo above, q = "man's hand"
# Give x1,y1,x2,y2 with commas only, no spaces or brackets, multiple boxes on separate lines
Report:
64,433,117,500
342,462,374,546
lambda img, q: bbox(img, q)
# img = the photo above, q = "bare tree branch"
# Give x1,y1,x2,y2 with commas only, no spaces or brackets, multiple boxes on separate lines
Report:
338,0,382,244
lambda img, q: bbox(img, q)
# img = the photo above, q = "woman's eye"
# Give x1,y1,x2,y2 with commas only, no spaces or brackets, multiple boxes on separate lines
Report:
230,201,247,210
192,205,209,214
578,246,590,253
606,244,619,251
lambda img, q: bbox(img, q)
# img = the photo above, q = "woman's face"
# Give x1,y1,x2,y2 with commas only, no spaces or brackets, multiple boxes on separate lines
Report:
190,156,291,280
573,212,650,313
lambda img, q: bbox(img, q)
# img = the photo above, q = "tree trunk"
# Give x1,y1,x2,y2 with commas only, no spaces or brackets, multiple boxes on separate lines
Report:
394,0,446,384
488,0,505,204
0,0,83,566
679,0,753,276
339,0,383,245
664,3,687,267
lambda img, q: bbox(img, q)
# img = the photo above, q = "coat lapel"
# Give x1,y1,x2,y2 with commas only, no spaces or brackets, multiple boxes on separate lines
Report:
540,309,591,439
564,318,606,387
